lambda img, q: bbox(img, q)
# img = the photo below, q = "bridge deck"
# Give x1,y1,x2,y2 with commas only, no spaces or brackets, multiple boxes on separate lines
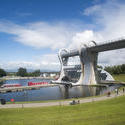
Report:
88,39,125,52
61,38,125,58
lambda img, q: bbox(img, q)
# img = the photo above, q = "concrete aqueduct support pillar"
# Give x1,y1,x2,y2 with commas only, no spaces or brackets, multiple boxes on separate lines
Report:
79,48,99,85
56,47,100,85
57,49,69,82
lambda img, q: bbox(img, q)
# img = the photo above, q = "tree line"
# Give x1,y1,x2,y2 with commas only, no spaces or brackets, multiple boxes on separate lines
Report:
0,67,41,77
0,64,125,77
0,68,7,77
16,68,41,77
104,64,125,75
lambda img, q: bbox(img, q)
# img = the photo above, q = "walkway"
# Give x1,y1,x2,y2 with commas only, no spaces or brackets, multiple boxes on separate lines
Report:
0,90,125,109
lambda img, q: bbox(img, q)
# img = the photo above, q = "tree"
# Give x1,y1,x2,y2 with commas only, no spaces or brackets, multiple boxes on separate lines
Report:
0,68,7,77
97,65,103,69
17,67,27,77
32,70,41,77
121,64,125,74
104,66,113,74
104,64,125,75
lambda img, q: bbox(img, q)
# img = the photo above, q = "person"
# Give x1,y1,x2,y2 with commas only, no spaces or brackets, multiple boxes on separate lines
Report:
0,99,6,105
11,98,15,104
72,100,76,105
115,88,118,95
70,100,76,105
123,88,125,93
77,100,80,104
107,91,111,97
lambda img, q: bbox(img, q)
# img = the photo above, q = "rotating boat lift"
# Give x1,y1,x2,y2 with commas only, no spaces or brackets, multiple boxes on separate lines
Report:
52,38,125,86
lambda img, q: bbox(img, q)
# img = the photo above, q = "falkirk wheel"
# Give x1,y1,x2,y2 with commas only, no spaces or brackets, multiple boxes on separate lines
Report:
52,38,125,86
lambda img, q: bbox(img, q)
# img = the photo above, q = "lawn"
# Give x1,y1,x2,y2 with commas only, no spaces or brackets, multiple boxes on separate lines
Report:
113,74,125,82
0,95,125,125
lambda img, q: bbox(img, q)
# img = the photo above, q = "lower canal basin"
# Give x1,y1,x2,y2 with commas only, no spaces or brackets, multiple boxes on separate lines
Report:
0,78,122,102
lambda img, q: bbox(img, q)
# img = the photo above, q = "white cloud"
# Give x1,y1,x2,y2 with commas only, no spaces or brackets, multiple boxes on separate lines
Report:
0,54,60,71
98,49,125,66
0,0,125,70
75,0,125,66
66,0,125,66
0,21,76,50
83,5,101,16
69,30,103,49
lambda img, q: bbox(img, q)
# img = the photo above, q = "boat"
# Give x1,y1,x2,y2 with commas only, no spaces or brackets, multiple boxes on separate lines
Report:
28,82,48,86
1,83,22,88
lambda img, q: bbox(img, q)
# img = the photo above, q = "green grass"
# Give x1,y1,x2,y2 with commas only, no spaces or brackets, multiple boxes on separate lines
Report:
113,74,125,82
1,74,125,125
1,95,125,125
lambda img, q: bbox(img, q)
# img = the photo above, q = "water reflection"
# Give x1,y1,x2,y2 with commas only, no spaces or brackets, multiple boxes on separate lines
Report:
59,85,104,99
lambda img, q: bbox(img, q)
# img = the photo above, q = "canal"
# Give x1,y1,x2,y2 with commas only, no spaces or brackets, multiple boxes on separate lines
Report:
0,78,121,102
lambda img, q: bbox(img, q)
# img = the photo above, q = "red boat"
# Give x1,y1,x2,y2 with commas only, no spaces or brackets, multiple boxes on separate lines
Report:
28,82,48,86
1,83,22,88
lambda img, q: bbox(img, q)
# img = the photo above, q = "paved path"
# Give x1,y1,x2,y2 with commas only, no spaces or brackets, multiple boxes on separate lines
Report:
0,91,125,109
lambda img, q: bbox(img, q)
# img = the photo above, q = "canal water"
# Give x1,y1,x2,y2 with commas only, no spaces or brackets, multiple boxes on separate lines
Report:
0,79,121,102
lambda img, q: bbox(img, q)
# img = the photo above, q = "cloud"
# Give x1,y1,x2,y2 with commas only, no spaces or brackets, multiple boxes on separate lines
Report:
78,0,125,66
67,0,125,66
0,0,125,70
98,49,125,66
83,5,101,16
68,1,125,49
0,54,60,71
0,21,77,50
69,30,103,49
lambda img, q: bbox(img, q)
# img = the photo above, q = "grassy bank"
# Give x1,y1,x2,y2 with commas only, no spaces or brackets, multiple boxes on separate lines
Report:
0,95,125,125
113,74,125,82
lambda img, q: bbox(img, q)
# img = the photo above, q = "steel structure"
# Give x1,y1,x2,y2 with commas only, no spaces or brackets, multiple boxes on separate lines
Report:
52,38,125,86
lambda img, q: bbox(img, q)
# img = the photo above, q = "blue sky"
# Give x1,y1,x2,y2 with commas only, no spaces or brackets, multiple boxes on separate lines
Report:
0,0,95,22
0,0,125,71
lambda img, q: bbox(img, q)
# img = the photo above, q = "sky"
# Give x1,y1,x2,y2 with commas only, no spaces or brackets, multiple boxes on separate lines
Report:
0,0,125,71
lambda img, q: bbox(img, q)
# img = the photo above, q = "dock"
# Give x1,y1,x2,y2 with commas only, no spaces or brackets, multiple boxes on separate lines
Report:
100,80,125,86
0,84,58,93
